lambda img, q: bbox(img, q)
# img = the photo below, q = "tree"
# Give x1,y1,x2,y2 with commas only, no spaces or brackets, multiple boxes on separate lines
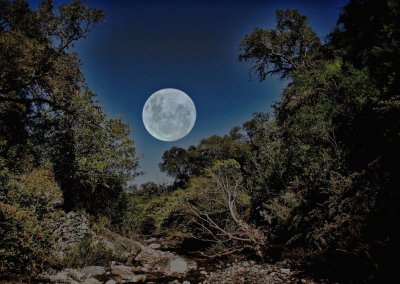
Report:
0,0,139,214
159,146,196,187
160,133,250,188
51,91,139,213
239,9,321,81
0,0,104,173
330,0,400,99
238,4,400,281
189,160,266,258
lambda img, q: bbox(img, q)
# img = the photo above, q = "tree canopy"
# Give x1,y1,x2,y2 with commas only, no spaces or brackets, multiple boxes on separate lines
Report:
159,1,400,281
0,0,138,214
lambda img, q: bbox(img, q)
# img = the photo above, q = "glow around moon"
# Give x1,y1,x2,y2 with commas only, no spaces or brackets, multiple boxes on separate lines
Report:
142,88,196,142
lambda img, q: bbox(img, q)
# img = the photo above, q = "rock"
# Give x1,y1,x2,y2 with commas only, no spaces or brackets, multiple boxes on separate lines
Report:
170,258,188,274
280,268,290,274
81,266,106,277
65,268,85,281
200,271,208,275
183,281,190,284
94,229,143,263
111,265,133,280
130,274,147,282
47,271,70,283
146,237,158,243
82,278,101,284
105,280,117,284
52,211,91,259
81,223,89,229
148,243,161,249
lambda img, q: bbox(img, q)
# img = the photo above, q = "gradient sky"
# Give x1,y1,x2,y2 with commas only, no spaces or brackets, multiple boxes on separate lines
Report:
30,0,349,185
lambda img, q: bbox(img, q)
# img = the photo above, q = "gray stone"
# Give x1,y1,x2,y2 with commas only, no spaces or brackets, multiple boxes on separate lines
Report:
280,268,290,274
169,258,188,274
52,211,92,259
48,271,70,282
105,280,117,284
130,274,147,282
94,229,143,263
81,266,106,277
148,243,161,249
111,265,133,280
65,268,85,281
82,278,101,284
81,223,89,230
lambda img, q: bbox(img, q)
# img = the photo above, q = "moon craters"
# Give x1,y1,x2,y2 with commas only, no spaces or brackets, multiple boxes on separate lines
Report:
142,88,196,141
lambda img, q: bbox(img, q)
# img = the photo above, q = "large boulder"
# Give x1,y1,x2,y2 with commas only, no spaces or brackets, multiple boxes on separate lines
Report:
93,229,143,263
135,246,196,275
96,229,196,274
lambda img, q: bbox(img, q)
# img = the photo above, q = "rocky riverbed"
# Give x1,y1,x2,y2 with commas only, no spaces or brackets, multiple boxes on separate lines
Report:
37,211,327,283
38,260,327,284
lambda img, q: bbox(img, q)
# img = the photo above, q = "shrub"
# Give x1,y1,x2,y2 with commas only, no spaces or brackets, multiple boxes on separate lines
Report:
0,202,54,280
0,168,62,280
124,188,192,237
62,236,121,268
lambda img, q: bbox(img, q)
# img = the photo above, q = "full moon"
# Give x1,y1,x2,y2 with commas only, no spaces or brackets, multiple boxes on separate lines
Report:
142,88,196,141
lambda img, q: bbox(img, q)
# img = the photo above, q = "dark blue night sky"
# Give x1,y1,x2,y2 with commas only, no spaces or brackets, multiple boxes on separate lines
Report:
30,0,348,184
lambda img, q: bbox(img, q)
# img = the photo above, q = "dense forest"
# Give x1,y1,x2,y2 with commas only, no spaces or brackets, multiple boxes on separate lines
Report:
1,0,399,283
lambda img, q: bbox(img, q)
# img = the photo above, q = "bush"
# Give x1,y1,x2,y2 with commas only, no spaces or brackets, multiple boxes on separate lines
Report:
0,168,62,280
0,202,55,280
62,236,121,268
124,188,192,237
6,168,63,216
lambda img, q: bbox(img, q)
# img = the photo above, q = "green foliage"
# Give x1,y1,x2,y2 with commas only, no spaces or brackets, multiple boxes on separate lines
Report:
186,160,267,257
330,0,400,98
160,133,250,187
52,95,139,213
6,168,63,215
157,2,400,280
0,202,53,279
0,0,398,282
236,2,400,281
0,0,138,215
0,168,62,280
189,159,251,219
62,235,121,268
239,9,320,80
0,0,139,279
123,188,192,237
